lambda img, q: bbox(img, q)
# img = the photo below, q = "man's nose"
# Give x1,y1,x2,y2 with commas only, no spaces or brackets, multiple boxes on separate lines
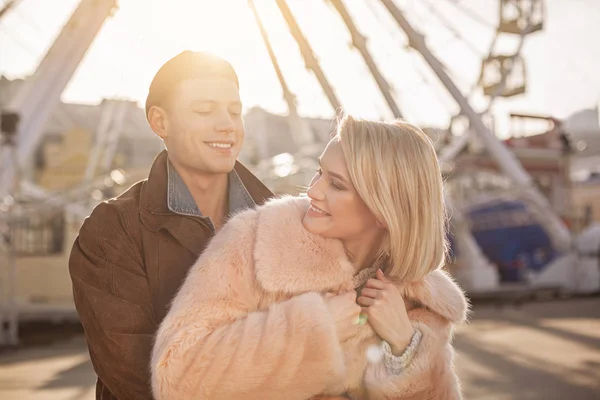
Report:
215,109,235,133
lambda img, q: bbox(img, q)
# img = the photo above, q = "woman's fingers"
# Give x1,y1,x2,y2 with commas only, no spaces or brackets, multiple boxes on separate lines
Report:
360,287,382,299
376,268,392,282
357,295,376,306
364,278,386,290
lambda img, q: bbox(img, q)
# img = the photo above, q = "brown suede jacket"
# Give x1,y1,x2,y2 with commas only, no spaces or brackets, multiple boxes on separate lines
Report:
69,150,273,399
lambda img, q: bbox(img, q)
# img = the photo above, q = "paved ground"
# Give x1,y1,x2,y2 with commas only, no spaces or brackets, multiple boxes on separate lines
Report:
1,297,599,399
454,297,600,399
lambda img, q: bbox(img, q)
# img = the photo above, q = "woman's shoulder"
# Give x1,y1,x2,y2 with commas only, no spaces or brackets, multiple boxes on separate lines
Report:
251,195,353,294
402,269,469,324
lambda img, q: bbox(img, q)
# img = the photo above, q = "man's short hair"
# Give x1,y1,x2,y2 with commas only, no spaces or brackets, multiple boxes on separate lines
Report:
145,51,239,118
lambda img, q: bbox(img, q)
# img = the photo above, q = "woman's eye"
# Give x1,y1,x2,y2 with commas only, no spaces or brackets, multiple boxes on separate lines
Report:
331,181,343,191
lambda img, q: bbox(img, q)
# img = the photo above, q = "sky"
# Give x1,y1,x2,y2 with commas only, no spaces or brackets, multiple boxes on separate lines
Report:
1,0,599,136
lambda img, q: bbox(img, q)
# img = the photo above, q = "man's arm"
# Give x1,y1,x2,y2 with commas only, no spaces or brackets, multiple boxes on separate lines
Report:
69,202,156,400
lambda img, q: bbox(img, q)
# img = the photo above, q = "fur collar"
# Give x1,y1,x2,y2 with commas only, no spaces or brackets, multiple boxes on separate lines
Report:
253,196,468,324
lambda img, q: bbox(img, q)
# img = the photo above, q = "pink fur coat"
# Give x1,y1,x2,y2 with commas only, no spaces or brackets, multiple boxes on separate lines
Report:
151,196,468,400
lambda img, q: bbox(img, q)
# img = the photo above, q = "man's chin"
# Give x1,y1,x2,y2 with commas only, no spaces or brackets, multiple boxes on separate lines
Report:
205,160,238,174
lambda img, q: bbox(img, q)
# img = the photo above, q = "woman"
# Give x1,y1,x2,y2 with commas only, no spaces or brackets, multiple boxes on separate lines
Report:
151,115,468,400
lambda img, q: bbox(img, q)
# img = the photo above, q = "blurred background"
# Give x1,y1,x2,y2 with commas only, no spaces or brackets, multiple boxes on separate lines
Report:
0,0,599,399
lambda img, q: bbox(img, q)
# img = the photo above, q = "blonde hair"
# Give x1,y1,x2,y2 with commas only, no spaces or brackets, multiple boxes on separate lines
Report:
334,115,447,282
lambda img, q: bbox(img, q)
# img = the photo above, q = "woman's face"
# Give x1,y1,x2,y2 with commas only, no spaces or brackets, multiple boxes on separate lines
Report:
302,140,382,243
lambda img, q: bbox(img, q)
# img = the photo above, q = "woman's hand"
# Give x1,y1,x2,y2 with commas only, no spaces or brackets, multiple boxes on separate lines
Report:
357,269,414,355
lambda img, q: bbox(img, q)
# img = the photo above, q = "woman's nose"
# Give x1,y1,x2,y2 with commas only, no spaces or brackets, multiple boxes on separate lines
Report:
306,174,324,200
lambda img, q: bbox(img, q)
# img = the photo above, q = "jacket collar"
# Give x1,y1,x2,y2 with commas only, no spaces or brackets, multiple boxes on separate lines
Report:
140,150,272,233
253,196,469,324
166,159,256,230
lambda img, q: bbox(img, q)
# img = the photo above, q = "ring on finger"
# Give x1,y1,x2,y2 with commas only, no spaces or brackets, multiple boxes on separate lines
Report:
357,313,368,326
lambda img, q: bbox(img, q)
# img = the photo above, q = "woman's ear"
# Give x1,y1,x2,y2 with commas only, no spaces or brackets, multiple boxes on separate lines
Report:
376,220,388,230
148,106,169,140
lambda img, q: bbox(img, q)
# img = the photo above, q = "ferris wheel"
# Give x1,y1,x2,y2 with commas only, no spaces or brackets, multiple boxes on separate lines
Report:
247,0,543,136
445,0,545,152
248,0,588,296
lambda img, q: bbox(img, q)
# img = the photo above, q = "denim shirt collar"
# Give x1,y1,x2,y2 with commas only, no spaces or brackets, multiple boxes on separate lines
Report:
167,159,256,230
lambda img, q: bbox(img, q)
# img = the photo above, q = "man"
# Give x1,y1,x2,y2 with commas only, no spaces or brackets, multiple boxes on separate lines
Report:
69,51,273,400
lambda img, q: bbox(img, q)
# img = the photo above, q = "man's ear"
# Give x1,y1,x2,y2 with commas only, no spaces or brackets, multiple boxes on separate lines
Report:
148,106,169,140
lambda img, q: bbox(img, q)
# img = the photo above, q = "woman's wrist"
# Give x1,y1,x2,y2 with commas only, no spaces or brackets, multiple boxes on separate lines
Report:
390,329,415,356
